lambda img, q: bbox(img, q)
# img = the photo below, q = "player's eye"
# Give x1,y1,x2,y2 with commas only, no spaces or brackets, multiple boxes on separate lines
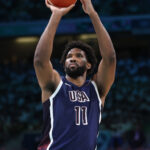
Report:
66,54,72,58
76,53,83,57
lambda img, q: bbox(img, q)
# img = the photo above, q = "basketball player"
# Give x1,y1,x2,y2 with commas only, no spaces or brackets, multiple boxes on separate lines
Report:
34,0,116,149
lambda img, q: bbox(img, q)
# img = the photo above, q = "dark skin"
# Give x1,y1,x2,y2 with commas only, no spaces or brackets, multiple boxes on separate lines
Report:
65,48,91,86
34,0,116,107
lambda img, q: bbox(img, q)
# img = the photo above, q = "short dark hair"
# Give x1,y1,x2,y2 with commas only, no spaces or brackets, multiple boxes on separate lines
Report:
60,40,97,76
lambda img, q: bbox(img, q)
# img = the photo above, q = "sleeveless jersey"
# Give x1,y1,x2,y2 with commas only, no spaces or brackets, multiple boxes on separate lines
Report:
38,77,102,150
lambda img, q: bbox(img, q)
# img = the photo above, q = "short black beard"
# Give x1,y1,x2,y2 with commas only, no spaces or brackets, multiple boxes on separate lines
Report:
65,65,86,79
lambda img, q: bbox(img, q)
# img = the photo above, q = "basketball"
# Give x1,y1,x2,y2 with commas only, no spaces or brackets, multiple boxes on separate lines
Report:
48,0,76,7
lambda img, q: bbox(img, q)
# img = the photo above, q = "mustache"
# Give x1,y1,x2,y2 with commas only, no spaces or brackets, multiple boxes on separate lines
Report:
68,62,79,67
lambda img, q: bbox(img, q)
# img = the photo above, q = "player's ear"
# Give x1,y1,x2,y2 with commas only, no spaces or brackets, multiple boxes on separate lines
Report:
86,62,91,70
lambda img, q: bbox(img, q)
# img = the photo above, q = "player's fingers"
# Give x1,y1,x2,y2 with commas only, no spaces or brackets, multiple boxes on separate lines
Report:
65,4,75,11
45,0,53,8
45,0,49,7
80,0,84,4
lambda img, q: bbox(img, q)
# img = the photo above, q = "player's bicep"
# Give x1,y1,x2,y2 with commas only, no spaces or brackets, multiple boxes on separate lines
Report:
94,58,116,101
34,60,60,90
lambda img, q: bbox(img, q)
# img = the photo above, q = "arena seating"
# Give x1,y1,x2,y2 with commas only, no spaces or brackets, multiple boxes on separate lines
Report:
0,0,150,21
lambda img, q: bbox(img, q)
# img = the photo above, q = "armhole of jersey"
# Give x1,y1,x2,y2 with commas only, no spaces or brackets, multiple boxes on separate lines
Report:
47,79,63,150
91,81,102,124
49,79,63,100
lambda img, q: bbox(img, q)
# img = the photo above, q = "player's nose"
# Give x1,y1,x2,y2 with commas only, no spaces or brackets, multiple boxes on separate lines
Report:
70,56,77,62
70,59,76,63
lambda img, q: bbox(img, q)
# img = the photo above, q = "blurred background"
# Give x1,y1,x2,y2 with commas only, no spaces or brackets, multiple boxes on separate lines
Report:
0,0,150,150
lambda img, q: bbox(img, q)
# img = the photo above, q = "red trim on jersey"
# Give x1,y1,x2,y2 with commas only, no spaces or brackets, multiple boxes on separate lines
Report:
37,141,50,150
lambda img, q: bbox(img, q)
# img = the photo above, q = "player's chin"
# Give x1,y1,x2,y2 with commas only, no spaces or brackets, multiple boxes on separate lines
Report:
65,67,77,74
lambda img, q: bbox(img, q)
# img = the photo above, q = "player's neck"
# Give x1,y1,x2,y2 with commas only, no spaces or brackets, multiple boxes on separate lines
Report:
66,74,86,87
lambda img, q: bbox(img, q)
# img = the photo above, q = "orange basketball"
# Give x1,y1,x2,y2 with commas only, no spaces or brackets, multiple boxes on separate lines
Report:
48,0,76,7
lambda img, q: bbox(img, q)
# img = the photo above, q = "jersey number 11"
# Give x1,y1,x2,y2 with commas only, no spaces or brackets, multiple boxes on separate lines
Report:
74,106,88,126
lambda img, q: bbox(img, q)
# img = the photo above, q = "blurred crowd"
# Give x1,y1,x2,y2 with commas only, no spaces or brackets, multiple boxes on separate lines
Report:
0,56,150,149
0,0,150,22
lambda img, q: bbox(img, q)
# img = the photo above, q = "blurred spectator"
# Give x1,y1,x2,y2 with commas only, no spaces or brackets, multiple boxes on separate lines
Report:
110,132,123,150
127,124,146,150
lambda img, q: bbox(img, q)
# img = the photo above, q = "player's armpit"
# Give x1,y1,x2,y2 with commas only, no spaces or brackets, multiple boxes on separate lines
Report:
34,60,61,96
94,57,116,105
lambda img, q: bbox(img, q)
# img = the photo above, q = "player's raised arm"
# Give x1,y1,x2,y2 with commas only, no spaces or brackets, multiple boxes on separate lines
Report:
34,0,75,102
80,0,116,106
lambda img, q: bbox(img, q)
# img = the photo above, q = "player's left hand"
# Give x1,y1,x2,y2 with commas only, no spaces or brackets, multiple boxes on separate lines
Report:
80,0,95,15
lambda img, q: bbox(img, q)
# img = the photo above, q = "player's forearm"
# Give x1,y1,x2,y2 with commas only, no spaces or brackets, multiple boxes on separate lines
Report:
89,11,116,62
34,13,61,64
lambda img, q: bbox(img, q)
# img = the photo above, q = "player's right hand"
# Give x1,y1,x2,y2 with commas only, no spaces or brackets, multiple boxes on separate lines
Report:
45,0,75,17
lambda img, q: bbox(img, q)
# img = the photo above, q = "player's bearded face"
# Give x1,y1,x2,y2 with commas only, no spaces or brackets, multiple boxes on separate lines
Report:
64,48,89,79
65,62,86,79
